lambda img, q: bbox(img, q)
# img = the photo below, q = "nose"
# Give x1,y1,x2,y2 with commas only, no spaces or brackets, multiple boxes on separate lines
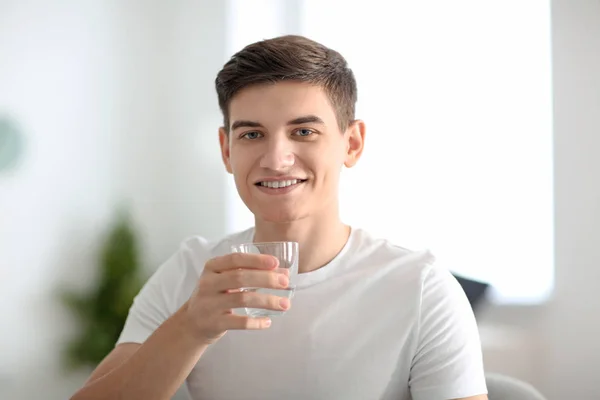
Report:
259,135,295,171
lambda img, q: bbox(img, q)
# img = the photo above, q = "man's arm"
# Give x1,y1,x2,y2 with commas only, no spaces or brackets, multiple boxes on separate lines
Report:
70,251,287,400
455,395,488,400
71,306,210,400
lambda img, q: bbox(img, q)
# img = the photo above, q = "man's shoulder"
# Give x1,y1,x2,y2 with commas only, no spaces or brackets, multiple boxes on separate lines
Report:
144,228,255,306
350,228,437,278
176,227,255,268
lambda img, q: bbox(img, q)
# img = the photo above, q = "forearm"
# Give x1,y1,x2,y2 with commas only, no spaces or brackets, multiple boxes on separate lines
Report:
71,306,208,400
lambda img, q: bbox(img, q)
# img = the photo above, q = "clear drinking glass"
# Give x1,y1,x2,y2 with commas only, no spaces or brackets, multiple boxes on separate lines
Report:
230,241,299,317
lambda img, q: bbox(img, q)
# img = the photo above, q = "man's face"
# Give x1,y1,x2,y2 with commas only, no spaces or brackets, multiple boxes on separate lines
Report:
219,81,364,223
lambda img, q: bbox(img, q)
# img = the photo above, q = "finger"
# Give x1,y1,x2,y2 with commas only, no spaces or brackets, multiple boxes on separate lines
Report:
205,252,278,273
216,269,289,292
225,290,291,312
221,313,273,330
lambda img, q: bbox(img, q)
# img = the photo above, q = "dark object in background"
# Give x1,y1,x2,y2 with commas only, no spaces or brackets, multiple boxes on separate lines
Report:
452,273,490,312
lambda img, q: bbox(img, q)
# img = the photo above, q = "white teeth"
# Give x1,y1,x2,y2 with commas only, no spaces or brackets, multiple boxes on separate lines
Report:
260,179,300,188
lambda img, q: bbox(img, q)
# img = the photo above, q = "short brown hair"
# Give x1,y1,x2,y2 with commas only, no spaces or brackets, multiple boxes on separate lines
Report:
215,35,357,132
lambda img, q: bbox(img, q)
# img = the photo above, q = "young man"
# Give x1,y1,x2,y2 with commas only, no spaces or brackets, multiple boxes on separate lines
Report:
72,35,488,400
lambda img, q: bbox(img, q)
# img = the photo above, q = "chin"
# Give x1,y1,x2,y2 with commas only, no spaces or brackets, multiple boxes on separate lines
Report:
255,206,309,224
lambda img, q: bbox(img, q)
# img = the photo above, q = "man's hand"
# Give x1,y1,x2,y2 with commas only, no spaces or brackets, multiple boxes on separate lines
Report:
181,252,291,344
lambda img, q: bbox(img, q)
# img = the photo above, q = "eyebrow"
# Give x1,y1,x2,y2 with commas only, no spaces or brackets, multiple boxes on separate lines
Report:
230,115,325,131
287,115,325,126
230,120,264,131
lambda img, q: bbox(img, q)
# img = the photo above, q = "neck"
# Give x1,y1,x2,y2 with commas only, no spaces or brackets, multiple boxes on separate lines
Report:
253,209,350,274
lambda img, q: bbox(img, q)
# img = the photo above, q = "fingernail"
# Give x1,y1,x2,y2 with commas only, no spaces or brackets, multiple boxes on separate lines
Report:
279,298,290,309
278,275,289,287
264,318,272,327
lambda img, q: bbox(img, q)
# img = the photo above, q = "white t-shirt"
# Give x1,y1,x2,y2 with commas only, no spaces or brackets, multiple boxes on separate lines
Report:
117,227,487,400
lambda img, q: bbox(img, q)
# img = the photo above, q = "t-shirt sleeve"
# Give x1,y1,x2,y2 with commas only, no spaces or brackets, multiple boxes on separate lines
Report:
409,263,488,400
116,238,206,346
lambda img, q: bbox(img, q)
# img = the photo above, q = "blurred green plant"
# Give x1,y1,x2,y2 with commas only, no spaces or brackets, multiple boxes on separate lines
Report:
61,211,145,370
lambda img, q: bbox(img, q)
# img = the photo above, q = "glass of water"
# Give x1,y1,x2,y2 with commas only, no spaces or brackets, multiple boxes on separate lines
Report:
230,241,299,317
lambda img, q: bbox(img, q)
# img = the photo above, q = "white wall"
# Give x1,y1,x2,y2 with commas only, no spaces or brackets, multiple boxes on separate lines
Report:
0,2,120,397
540,0,600,397
0,1,227,399
112,0,228,268
480,1,600,398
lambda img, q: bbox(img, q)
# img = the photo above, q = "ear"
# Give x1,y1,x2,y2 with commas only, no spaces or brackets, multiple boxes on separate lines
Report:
218,127,233,174
344,119,366,168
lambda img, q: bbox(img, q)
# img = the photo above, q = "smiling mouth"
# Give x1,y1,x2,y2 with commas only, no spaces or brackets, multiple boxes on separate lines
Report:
254,179,308,189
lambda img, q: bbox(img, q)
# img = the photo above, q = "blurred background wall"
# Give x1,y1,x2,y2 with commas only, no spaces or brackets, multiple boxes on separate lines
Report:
0,1,229,398
0,0,598,399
